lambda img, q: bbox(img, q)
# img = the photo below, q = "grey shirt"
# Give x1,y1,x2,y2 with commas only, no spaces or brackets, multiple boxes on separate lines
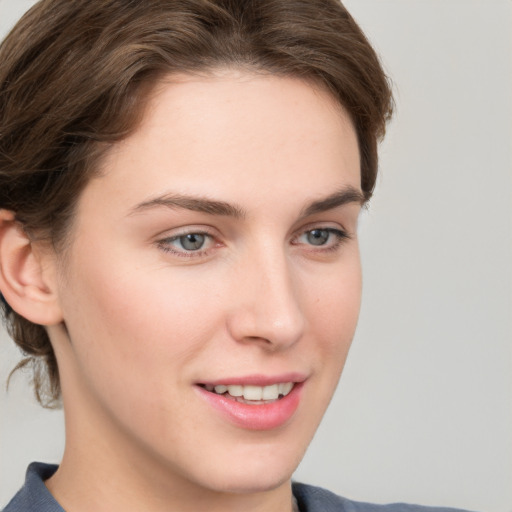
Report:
2,463,476,512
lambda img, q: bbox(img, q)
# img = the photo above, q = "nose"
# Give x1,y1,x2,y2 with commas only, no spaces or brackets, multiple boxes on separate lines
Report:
226,247,305,350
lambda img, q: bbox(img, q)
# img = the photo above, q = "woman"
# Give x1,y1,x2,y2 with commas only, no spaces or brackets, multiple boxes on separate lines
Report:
0,1,476,511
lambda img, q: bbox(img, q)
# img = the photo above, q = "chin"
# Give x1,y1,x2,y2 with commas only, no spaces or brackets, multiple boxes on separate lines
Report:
204,466,294,495
190,440,307,495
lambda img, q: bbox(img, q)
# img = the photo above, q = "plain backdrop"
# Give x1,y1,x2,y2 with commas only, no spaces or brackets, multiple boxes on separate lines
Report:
0,1,511,511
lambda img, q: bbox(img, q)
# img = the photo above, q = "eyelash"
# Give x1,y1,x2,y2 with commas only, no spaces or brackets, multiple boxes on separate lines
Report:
157,227,350,259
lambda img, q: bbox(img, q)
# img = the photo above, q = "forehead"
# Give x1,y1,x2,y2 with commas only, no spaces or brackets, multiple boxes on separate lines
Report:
84,71,361,218
139,70,356,155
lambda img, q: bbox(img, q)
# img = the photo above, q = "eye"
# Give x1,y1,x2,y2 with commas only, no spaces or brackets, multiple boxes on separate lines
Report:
157,231,216,257
176,233,207,251
294,227,349,250
305,228,331,246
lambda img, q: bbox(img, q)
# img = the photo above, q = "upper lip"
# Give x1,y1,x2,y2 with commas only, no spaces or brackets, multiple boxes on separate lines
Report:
197,373,307,387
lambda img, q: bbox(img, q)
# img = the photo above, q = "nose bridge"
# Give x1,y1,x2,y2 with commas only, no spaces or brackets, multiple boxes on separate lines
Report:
228,240,305,348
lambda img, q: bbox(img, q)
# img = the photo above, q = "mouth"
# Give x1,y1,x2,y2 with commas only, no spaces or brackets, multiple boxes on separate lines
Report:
196,377,305,430
199,382,295,405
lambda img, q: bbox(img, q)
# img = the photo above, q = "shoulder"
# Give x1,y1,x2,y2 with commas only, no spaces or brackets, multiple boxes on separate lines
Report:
2,463,63,512
292,482,477,512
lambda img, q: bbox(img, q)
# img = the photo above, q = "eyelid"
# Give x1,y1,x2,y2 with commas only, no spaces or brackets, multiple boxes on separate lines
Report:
292,221,351,240
153,223,218,239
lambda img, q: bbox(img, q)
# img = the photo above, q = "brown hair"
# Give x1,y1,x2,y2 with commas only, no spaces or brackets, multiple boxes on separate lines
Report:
0,0,393,406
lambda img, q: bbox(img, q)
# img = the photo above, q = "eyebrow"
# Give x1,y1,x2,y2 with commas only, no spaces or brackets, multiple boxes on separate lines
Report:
129,193,246,219
300,186,365,217
129,185,364,219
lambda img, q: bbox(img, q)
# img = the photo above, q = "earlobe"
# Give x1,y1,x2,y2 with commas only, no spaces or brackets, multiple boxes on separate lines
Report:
0,210,63,326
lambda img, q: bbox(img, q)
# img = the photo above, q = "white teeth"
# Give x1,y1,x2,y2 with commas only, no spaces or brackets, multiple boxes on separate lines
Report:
243,385,263,401
262,384,279,400
207,382,295,401
279,382,294,396
226,385,243,397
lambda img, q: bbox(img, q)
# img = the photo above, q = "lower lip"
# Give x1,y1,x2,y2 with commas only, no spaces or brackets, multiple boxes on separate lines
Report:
196,383,304,431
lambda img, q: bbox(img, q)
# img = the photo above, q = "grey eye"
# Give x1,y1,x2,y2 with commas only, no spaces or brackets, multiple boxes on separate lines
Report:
306,229,330,246
179,233,206,251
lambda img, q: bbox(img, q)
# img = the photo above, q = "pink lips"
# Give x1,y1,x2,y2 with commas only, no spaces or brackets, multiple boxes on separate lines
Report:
195,374,305,431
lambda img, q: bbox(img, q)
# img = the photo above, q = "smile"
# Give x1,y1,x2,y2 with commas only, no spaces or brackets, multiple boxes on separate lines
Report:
201,382,295,403
196,377,305,430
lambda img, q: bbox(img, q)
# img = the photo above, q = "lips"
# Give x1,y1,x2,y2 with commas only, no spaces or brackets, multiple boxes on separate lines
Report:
196,375,305,430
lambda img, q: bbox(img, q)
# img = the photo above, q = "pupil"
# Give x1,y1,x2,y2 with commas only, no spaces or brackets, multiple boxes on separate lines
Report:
180,234,205,251
307,229,329,246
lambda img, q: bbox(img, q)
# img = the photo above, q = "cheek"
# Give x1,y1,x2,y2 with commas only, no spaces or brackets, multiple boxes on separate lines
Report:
302,255,362,391
56,259,229,449
58,247,225,397
306,257,362,345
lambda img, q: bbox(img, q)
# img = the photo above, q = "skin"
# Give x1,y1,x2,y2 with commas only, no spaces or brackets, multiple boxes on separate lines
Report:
21,71,363,512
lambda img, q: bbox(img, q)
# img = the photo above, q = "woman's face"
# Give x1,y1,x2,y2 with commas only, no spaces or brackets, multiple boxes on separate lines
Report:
50,72,362,496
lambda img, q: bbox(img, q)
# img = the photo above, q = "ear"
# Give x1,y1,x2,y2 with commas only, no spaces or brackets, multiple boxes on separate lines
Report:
0,210,63,326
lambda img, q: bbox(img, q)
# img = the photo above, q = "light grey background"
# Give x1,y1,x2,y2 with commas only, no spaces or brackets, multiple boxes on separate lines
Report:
1,1,511,511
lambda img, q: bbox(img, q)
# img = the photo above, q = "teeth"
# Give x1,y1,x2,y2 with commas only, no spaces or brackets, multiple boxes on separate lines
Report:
226,384,243,396
243,385,263,401
279,382,293,396
207,382,295,401
262,384,279,400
